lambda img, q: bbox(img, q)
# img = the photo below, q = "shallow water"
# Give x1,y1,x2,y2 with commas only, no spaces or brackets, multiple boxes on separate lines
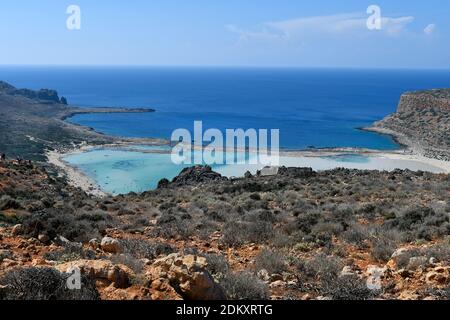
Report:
64,148,445,195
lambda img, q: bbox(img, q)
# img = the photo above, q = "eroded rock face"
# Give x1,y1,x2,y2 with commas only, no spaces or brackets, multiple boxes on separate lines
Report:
373,90,450,160
56,259,132,289
150,253,227,300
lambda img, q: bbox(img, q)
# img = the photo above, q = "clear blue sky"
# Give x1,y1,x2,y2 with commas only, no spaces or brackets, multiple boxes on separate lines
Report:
1,0,449,68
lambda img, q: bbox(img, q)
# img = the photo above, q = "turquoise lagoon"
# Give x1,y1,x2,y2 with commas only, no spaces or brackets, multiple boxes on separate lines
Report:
63,147,445,195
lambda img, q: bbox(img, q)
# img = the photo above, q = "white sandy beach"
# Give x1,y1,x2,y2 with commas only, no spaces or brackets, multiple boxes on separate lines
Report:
46,141,450,197
46,148,107,197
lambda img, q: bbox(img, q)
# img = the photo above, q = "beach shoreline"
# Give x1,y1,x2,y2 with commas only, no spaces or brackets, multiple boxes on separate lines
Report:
46,136,450,197
46,147,108,197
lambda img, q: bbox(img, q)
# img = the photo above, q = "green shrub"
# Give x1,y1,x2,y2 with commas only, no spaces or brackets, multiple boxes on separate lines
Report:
254,249,287,274
0,267,99,300
220,271,269,300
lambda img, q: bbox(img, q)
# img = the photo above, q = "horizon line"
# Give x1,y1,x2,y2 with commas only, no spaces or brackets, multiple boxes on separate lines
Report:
1,64,450,71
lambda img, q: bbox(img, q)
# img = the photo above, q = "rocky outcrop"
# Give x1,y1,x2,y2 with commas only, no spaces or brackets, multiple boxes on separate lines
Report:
397,91,450,113
370,89,450,160
56,259,133,289
149,253,227,300
170,165,227,186
101,236,123,254
0,81,66,104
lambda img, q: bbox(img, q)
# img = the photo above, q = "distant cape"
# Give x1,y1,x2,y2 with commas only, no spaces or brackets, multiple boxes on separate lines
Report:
0,80,67,104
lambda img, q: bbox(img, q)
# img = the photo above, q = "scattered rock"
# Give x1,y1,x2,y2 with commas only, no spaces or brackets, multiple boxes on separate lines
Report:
57,259,132,289
386,259,397,270
391,248,409,259
366,265,387,279
269,280,285,288
407,256,428,270
101,236,123,254
31,258,47,266
257,269,270,282
151,253,226,300
340,266,355,277
150,278,183,300
54,235,79,247
287,280,297,287
302,293,312,300
425,267,449,285
269,274,284,282
38,234,50,244
11,224,22,236
89,238,100,250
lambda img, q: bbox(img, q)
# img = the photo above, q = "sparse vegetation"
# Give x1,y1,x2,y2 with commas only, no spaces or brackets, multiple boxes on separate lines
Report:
0,267,99,300
1,160,449,300
220,271,269,300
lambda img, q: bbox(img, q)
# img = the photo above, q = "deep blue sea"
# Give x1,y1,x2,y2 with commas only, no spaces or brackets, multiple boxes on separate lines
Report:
2,66,450,150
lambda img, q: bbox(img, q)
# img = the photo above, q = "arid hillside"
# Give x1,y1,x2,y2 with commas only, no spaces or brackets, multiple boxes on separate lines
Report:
1,162,449,300
0,81,155,161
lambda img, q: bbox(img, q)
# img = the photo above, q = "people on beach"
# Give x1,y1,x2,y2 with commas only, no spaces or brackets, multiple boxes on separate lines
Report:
0,153,5,161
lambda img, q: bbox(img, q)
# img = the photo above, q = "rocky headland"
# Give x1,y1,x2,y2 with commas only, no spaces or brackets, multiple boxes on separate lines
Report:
0,81,161,161
367,89,450,161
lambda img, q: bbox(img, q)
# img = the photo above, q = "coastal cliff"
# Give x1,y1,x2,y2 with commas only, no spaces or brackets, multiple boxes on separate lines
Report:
369,89,450,161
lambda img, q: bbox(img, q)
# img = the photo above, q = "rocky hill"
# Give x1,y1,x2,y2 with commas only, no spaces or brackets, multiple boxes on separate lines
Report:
369,89,450,160
0,161,449,300
0,81,68,105
0,81,157,161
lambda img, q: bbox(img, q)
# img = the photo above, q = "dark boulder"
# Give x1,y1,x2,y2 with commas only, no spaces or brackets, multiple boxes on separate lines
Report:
157,178,170,189
171,165,227,186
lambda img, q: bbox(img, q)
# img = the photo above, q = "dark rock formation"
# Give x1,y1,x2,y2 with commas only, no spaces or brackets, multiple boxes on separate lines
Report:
0,81,66,104
171,165,227,186
157,178,170,189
